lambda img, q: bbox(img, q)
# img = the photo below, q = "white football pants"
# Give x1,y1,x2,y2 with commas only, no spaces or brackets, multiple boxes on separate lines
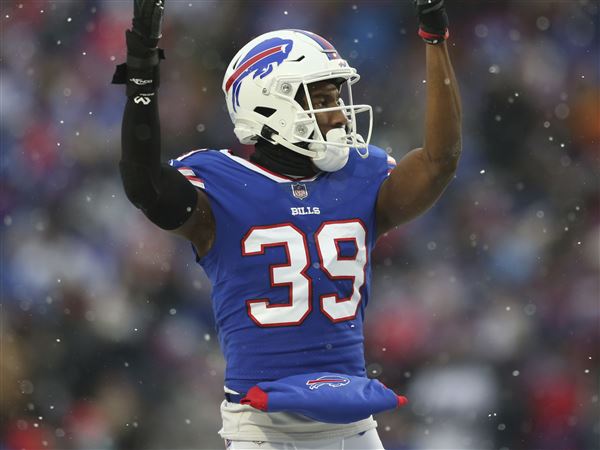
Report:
226,428,384,449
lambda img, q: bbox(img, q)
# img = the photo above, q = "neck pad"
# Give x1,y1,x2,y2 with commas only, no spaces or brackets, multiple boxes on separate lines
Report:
251,140,317,177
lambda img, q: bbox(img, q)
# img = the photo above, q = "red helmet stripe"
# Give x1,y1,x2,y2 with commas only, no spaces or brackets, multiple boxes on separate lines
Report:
291,29,340,59
308,32,335,51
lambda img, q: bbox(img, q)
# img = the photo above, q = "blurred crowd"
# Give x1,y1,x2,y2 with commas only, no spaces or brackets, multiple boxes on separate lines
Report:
1,1,598,449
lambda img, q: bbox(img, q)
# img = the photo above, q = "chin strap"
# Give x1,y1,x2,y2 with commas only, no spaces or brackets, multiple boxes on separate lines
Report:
260,124,318,158
269,133,317,158
273,130,371,165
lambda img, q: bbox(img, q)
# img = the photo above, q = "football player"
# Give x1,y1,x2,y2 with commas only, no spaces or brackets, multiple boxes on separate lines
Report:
113,0,460,448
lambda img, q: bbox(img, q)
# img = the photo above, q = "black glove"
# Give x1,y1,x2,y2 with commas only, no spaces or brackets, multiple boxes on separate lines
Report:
414,0,449,45
112,0,166,98
132,0,165,48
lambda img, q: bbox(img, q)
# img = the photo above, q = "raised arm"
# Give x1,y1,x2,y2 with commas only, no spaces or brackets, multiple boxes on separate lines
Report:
113,0,215,256
376,0,461,234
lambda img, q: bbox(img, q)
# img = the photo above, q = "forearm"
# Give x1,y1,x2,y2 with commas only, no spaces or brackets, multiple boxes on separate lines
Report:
121,92,161,175
423,42,462,175
115,24,197,230
120,92,198,230
375,0,460,232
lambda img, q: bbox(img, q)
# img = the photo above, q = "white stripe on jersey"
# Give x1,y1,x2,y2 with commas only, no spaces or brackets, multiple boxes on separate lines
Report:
187,178,205,189
176,148,208,161
177,167,206,189
178,168,196,177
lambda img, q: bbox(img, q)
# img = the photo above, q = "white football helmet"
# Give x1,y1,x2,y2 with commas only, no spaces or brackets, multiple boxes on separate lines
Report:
222,29,372,161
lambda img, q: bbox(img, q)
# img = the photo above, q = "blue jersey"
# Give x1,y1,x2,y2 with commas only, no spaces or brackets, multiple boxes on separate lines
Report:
170,147,396,393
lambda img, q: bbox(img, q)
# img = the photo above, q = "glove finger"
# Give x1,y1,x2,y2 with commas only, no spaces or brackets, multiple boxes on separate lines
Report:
135,0,151,23
151,0,165,40
143,0,155,26
415,0,444,14
421,2,444,15
133,0,141,18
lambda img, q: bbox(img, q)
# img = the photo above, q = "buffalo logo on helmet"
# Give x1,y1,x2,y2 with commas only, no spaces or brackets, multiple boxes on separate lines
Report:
306,375,351,390
225,37,294,111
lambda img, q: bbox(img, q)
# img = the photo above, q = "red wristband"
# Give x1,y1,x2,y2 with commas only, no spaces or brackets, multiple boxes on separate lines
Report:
418,27,450,44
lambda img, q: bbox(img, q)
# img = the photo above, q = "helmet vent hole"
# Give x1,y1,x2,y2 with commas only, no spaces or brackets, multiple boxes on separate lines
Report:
254,107,276,118
289,56,305,62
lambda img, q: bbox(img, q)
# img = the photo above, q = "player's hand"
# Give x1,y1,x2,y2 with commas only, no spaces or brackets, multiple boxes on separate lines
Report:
126,0,165,68
113,0,166,95
132,0,165,48
414,0,449,45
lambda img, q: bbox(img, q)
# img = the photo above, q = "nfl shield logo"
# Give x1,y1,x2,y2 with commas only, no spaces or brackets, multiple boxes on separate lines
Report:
291,183,308,200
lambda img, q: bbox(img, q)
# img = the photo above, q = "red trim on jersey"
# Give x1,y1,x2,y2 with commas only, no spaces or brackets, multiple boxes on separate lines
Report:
186,175,204,183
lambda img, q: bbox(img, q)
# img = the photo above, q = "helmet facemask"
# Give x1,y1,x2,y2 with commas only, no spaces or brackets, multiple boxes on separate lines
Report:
293,75,371,159
263,71,372,165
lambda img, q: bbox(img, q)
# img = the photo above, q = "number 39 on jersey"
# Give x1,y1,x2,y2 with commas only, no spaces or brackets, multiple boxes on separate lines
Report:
241,219,367,327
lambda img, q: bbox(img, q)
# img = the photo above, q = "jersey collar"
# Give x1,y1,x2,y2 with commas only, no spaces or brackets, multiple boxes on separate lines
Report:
221,150,322,183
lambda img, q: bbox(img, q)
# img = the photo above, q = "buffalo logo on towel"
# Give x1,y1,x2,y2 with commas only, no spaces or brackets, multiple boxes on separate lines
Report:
306,375,350,390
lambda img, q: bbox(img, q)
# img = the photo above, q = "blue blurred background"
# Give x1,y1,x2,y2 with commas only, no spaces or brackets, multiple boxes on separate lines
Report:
1,1,598,449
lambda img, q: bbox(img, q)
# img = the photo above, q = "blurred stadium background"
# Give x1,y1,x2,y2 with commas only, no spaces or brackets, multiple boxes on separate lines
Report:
1,1,598,449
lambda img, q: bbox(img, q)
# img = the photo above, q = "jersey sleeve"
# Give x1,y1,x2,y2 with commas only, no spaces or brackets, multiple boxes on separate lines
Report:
362,144,397,185
168,149,209,190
